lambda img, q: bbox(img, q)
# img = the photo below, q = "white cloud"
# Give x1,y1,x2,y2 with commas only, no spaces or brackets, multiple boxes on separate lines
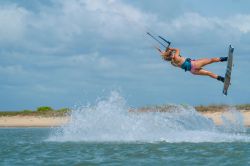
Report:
0,0,154,48
165,12,250,37
0,65,26,75
228,14,250,33
75,0,154,40
64,53,117,70
171,13,215,31
1,1,250,51
0,5,28,43
1,0,250,109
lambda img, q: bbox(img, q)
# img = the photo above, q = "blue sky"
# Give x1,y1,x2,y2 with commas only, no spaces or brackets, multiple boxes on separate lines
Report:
0,0,250,110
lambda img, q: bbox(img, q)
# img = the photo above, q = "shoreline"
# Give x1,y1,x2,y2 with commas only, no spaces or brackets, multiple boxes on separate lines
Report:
0,111,249,128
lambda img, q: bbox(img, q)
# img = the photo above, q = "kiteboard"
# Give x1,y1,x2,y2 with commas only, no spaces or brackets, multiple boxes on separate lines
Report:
223,45,234,95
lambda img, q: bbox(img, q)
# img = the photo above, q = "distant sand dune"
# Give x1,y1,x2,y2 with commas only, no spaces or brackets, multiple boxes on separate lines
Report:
0,116,69,127
202,111,250,126
0,111,249,127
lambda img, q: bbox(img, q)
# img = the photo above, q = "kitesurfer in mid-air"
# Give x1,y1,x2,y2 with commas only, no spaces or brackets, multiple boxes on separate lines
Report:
155,47,227,82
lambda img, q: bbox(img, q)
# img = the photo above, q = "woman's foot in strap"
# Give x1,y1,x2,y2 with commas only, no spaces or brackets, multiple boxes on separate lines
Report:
217,76,225,82
220,57,228,62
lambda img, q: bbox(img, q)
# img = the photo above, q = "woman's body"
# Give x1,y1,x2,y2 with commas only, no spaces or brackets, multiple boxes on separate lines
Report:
156,47,227,82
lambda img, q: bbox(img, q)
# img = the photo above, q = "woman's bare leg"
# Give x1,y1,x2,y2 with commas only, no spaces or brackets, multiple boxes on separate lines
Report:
193,58,220,69
191,69,225,82
191,68,219,79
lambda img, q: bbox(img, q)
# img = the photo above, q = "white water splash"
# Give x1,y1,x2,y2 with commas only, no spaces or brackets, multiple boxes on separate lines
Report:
48,91,250,143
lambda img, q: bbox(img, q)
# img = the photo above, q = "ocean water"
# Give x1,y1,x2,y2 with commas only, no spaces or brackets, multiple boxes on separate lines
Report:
1,92,250,165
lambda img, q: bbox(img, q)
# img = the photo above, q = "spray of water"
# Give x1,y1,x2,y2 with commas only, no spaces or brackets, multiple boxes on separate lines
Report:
48,91,250,143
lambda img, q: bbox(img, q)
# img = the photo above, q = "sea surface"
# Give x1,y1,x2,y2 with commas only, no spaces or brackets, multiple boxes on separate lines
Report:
1,92,250,165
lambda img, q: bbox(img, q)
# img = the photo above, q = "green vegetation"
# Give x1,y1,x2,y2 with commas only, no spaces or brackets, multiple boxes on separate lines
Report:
0,104,250,117
36,106,53,112
137,104,187,112
195,105,229,112
0,106,71,117
235,104,250,110
196,104,250,112
136,104,250,113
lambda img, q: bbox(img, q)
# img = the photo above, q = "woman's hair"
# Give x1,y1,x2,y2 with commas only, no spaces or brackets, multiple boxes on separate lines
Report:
162,50,173,61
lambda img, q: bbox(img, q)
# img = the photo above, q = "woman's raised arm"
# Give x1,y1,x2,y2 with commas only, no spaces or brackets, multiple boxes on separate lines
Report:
168,47,180,57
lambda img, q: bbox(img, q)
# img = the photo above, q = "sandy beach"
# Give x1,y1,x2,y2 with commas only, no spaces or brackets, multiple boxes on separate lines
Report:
0,111,249,127
202,111,250,126
0,116,69,127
